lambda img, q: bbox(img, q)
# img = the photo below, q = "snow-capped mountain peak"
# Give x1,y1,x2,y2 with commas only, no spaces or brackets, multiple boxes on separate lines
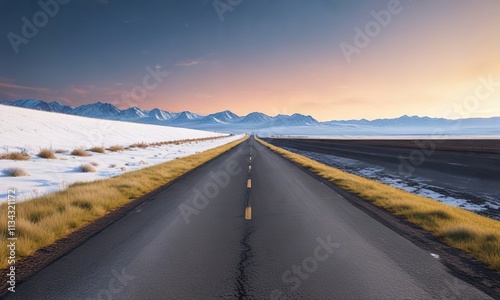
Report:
174,111,203,122
71,102,121,118
116,106,148,119
206,110,240,123
148,108,176,121
240,112,272,123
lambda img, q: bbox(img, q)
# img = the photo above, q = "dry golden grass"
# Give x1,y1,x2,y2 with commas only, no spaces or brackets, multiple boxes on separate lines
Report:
108,145,124,152
256,137,500,273
71,148,91,157
129,142,148,149
109,135,229,152
88,147,106,154
38,148,56,159
148,135,228,147
2,167,29,177
0,136,247,268
0,152,30,161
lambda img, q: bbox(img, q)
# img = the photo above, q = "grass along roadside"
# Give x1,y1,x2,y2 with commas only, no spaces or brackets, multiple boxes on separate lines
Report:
0,136,247,269
256,137,500,273
0,135,232,159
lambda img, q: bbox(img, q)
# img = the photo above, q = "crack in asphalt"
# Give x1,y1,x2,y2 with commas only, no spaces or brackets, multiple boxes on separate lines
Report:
235,224,255,299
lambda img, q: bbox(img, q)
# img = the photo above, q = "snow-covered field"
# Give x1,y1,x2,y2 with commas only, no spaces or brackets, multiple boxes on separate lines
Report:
0,105,230,150
0,105,242,202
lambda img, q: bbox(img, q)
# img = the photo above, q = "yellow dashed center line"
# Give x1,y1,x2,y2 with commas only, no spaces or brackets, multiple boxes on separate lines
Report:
246,148,253,220
245,206,252,220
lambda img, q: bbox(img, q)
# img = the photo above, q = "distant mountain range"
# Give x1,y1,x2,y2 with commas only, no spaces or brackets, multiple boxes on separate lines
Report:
1,99,499,136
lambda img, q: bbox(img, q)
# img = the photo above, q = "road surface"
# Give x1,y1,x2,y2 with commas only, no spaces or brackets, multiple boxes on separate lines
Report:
6,137,492,299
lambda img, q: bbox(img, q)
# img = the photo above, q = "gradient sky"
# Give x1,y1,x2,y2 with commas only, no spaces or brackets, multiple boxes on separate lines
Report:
1,0,499,121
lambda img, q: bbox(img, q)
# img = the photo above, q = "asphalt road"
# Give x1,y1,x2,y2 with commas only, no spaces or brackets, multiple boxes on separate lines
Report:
264,138,500,219
6,137,492,299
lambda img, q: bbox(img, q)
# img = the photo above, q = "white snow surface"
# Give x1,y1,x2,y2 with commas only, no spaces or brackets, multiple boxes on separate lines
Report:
0,105,243,202
0,105,229,150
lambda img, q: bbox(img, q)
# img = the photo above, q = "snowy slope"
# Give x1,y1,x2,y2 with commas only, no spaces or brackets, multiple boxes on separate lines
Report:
0,105,243,202
0,105,227,150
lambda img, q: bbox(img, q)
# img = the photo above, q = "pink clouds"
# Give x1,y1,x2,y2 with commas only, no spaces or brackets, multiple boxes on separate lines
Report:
0,79,51,100
0,82,49,93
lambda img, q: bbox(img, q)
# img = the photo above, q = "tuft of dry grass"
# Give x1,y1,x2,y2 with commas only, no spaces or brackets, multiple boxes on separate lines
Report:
256,137,500,273
0,152,30,161
129,142,148,149
71,148,91,157
55,149,67,154
108,145,124,152
0,136,247,269
149,135,227,147
38,148,56,159
2,167,29,177
88,147,106,154
79,164,96,173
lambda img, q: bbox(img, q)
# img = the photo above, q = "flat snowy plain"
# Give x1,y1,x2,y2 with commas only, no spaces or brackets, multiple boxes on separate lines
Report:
0,105,242,202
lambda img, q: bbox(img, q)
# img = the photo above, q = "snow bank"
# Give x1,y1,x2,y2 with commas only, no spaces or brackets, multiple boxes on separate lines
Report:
0,105,227,151
0,105,243,202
